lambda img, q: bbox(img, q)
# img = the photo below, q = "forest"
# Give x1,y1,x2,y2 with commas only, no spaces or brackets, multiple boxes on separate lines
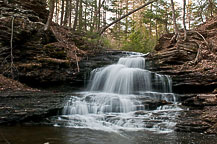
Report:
43,0,216,53
0,0,217,143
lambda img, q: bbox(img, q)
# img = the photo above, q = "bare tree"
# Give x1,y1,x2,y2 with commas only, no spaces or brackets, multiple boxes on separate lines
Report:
183,0,187,41
63,0,69,26
60,0,65,26
73,0,79,31
170,0,179,42
44,0,55,31
78,0,83,31
69,0,72,27
208,0,214,17
171,0,179,35
99,0,158,35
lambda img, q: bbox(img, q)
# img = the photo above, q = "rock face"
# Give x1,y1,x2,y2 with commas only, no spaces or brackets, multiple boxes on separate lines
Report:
0,0,129,89
0,91,69,124
74,50,131,86
147,17,217,134
146,21,217,94
0,0,57,85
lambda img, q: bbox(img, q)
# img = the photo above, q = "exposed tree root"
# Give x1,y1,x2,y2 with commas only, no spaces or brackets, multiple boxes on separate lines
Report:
193,43,201,64
1,16,18,79
190,31,209,64
192,31,209,46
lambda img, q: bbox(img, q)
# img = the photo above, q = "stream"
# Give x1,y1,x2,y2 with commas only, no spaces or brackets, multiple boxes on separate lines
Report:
1,125,217,144
1,52,217,144
58,53,179,132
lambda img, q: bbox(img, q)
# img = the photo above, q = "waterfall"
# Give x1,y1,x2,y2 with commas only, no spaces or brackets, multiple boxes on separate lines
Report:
58,52,181,133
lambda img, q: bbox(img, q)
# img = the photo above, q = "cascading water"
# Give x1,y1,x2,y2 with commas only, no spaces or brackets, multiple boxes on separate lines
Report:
57,53,181,133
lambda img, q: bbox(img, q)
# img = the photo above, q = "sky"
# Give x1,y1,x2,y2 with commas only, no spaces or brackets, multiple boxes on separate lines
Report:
175,0,183,6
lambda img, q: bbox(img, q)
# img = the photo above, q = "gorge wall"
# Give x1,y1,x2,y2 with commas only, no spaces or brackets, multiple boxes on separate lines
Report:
147,17,217,134
0,0,122,89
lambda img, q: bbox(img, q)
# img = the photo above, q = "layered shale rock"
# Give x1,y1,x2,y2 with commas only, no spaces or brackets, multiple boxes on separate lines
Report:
147,17,217,134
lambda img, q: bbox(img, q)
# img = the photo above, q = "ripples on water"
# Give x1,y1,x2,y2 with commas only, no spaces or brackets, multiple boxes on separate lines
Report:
1,125,217,144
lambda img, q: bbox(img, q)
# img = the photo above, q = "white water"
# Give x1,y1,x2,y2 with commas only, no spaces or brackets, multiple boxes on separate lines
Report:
58,53,181,133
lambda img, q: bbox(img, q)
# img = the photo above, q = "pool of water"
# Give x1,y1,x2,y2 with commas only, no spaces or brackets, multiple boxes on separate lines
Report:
0,125,217,144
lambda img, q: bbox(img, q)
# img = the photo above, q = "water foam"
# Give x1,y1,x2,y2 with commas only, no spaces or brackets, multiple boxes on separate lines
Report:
58,53,181,133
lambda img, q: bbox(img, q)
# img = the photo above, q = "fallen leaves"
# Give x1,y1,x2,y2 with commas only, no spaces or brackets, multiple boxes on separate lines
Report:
0,74,39,92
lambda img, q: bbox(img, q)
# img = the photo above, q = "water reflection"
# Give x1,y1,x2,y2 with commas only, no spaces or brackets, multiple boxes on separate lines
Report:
0,125,217,144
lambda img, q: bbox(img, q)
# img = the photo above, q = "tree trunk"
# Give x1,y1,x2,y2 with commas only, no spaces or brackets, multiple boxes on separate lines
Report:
103,1,107,27
93,0,98,30
183,0,187,41
44,0,55,31
96,0,106,31
97,0,101,31
187,0,191,30
171,0,179,35
155,20,158,39
90,6,94,32
125,0,129,33
99,0,157,35
208,0,214,17
3,0,8,5
155,1,158,39
63,0,69,26
69,0,72,27
78,0,83,31
55,0,58,23
149,3,152,35
60,0,65,26
84,0,87,31
73,0,79,31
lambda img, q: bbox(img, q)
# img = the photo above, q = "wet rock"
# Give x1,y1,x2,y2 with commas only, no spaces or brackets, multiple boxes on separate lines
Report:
72,50,131,86
176,106,217,134
0,91,70,124
176,94,217,134
141,99,172,110
176,120,211,132
183,94,217,107
201,106,217,134
146,18,217,94
147,17,217,134
134,111,148,115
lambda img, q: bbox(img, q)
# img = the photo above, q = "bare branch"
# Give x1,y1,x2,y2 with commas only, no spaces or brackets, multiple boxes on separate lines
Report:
99,0,157,35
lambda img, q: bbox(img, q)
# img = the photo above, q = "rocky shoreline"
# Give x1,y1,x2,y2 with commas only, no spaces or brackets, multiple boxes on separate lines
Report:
0,91,70,125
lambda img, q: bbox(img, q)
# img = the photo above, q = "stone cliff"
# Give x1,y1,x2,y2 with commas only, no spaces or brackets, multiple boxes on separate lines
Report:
0,0,122,89
147,16,217,134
